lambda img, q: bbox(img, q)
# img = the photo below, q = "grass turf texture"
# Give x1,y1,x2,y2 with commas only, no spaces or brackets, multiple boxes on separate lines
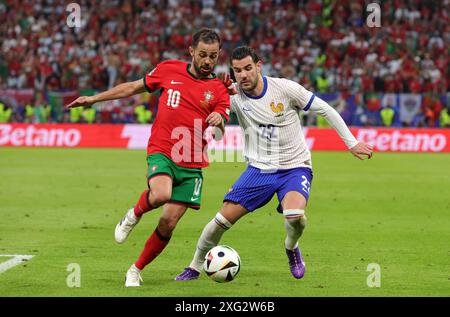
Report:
0,147,449,297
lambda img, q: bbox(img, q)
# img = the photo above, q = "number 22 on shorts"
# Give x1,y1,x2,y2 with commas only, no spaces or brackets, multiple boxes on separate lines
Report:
301,175,310,194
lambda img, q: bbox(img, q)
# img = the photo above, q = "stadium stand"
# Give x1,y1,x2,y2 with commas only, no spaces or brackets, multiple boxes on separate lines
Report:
0,0,448,126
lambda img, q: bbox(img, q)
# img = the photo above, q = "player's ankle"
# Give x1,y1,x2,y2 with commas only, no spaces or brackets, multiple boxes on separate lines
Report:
133,263,143,271
132,207,142,218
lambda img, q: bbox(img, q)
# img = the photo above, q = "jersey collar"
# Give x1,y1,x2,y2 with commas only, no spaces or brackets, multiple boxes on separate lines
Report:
186,64,217,80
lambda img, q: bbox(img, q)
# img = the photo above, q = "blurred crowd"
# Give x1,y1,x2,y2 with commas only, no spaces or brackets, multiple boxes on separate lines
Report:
0,0,449,126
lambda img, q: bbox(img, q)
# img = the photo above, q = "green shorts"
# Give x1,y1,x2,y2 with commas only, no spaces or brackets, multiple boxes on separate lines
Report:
147,153,203,209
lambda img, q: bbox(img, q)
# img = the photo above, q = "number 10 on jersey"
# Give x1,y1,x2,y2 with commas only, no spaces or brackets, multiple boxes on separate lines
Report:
167,89,181,108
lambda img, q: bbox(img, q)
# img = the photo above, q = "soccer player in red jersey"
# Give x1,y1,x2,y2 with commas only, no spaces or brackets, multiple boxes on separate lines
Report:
66,29,230,287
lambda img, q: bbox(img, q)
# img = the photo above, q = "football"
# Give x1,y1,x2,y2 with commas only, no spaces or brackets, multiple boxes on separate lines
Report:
203,245,241,283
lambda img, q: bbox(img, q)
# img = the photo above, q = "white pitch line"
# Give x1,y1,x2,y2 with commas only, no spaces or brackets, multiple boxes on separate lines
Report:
0,255,34,274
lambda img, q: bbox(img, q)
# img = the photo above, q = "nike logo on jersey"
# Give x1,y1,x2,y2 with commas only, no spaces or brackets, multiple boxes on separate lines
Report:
190,196,199,202
171,80,184,85
242,106,251,111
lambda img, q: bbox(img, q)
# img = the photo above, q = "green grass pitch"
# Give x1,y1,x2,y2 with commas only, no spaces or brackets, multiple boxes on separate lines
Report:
0,147,449,297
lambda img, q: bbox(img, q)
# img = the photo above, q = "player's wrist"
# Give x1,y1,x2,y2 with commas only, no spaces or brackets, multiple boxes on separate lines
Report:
88,96,96,104
348,139,359,149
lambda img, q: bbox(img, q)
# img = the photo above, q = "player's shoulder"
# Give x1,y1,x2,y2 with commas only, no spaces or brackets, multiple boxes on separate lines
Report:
157,59,188,69
263,76,293,96
148,59,186,75
267,76,310,96
206,75,229,94
266,76,298,87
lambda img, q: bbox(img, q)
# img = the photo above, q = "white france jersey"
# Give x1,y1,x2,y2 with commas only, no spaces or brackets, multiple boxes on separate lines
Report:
230,76,315,170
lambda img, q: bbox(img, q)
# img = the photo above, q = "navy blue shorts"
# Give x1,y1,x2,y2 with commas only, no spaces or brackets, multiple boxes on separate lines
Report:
223,165,313,212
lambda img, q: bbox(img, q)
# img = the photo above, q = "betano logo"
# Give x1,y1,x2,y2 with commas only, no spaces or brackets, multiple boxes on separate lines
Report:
0,125,81,147
357,129,447,152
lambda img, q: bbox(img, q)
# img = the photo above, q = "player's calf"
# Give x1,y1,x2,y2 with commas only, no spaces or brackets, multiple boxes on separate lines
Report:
133,189,154,217
283,209,307,279
184,212,233,275
157,213,180,237
283,209,307,249
175,213,233,281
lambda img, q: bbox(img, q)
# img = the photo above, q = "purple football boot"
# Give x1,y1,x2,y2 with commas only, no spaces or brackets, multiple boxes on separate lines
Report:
175,267,200,281
285,246,306,279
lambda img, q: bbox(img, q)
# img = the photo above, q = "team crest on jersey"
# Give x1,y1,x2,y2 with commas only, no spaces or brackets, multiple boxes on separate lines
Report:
270,102,284,114
200,90,215,109
204,90,214,102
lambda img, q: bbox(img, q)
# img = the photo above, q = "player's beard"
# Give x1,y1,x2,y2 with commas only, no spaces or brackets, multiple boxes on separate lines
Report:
241,74,259,92
193,58,214,78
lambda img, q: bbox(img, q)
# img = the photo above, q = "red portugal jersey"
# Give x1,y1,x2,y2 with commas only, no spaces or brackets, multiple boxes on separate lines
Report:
143,60,230,168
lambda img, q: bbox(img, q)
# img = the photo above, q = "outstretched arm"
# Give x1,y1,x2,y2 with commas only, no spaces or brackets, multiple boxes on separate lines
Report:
308,96,373,160
66,79,146,108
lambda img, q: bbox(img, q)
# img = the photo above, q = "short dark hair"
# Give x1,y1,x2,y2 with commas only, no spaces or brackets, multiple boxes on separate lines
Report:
230,46,260,64
192,28,221,48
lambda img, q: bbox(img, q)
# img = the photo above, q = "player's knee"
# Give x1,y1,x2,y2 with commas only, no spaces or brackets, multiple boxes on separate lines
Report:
284,209,307,229
220,202,247,224
150,190,171,207
287,217,307,231
214,212,233,230
298,215,307,229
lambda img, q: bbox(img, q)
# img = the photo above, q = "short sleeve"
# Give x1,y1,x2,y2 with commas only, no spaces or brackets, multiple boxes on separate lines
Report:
213,86,231,122
282,79,315,111
143,61,168,93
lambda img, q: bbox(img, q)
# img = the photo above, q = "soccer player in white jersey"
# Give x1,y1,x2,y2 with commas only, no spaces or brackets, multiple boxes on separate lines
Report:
176,46,373,280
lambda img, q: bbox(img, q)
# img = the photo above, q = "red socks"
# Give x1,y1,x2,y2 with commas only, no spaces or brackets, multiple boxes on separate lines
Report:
135,228,171,270
132,190,171,270
133,189,153,217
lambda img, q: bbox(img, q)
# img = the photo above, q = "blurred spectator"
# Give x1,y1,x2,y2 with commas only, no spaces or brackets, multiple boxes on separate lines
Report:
134,103,153,124
422,95,444,127
380,105,395,127
23,101,51,123
69,107,83,123
82,107,97,124
439,107,450,128
24,102,34,123
1,0,447,94
0,101,12,123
